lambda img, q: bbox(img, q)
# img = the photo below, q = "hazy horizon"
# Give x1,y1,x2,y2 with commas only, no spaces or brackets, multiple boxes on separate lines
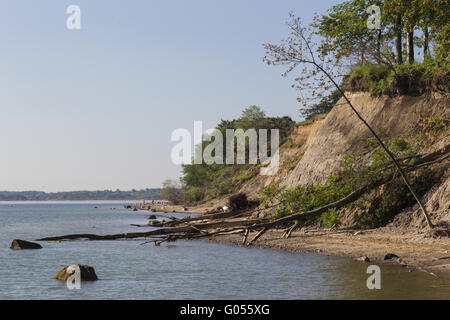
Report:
0,188,161,192
0,0,340,192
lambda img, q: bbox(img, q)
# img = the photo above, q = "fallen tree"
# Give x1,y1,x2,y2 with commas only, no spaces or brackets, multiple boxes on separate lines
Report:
37,219,260,241
37,146,449,245
148,208,251,228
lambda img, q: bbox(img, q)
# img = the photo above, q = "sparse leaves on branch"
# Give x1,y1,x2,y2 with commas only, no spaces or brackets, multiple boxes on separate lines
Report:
263,13,340,109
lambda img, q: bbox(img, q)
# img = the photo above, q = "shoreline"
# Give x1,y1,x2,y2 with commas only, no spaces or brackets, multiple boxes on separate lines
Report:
206,228,450,275
130,203,450,274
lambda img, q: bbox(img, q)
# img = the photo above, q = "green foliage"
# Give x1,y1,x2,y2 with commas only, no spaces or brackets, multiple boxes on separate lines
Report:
384,0,449,62
418,115,448,139
300,90,343,120
318,209,341,228
241,105,266,120
261,136,440,229
350,64,391,79
318,0,449,66
339,137,442,228
180,108,296,203
394,58,449,80
184,187,205,203
349,64,393,94
296,119,314,127
366,137,414,172
262,184,279,208
160,179,183,204
315,0,381,64
355,168,442,228
413,114,449,148
346,59,449,94
264,173,359,222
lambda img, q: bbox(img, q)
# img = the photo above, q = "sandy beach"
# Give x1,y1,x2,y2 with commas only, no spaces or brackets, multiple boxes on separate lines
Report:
131,202,450,274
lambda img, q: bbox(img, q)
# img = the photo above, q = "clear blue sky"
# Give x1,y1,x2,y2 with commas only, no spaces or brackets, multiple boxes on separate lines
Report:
0,0,341,192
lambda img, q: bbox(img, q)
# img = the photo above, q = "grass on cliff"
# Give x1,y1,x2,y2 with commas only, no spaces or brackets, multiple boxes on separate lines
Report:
347,58,449,95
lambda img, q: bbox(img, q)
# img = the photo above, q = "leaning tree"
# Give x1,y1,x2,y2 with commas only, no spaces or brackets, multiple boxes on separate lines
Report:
263,13,434,228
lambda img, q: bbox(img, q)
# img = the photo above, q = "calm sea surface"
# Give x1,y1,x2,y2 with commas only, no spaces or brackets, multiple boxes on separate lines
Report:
0,202,448,300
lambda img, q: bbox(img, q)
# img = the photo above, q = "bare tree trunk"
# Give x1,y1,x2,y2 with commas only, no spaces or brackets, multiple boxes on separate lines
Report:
377,29,382,60
423,25,429,60
395,16,403,64
407,30,415,64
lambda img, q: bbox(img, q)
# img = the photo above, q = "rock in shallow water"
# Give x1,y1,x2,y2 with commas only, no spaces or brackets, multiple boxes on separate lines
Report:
10,239,42,250
53,264,98,281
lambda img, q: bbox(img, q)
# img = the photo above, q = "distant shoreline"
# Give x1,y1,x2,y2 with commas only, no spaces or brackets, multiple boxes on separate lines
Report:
0,189,161,202
0,199,155,202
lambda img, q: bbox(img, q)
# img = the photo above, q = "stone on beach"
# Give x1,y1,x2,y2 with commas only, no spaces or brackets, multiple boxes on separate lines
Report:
356,256,371,262
383,253,399,260
228,193,248,210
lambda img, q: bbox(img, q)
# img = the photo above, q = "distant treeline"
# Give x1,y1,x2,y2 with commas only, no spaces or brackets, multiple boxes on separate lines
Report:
0,189,161,201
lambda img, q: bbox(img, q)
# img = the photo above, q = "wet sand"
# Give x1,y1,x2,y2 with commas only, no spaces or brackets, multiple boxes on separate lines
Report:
207,227,450,274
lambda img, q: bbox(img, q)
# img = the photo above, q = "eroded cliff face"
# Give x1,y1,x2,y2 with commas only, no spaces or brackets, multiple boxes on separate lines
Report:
238,92,449,196
236,119,323,196
283,92,449,187
230,91,449,228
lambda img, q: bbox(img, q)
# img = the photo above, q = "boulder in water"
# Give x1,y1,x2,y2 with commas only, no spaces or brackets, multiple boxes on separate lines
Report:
53,264,98,281
10,239,42,250
146,214,157,220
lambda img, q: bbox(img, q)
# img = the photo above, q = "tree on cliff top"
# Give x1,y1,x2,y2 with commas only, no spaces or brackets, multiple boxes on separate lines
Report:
241,105,266,120
318,0,450,66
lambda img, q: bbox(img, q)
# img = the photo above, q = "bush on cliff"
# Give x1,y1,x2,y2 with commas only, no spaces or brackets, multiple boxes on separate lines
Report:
180,107,295,203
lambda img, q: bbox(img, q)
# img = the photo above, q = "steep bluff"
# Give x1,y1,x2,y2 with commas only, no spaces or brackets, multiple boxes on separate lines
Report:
284,92,449,187
238,91,449,197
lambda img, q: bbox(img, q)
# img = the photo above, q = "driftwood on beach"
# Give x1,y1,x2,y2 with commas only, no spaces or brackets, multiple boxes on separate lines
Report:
37,219,260,241
37,145,449,245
